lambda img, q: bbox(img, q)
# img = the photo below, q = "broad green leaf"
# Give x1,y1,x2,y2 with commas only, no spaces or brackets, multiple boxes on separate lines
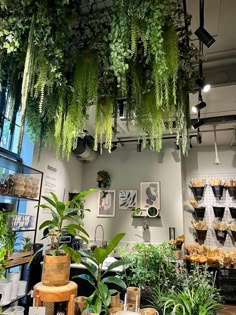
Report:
60,245,81,263
42,195,56,208
50,192,59,202
51,210,59,225
36,204,52,210
65,226,77,236
71,189,97,204
64,224,89,237
102,276,126,289
93,247,107,264
78,274,96,287
56,201,65,216
105,258,126,273
39,220,55,230
79,250,98,264
105,233,125,257
80,259,98,278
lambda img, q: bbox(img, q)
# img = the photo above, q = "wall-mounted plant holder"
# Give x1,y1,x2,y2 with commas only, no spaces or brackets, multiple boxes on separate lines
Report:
229,207,236,219
194,207,205,220
211,185,224,199
213,206,225,219
215,229,227,244
231,230,236,242
190,186,205,201
195,229,207,244
227,186,236,199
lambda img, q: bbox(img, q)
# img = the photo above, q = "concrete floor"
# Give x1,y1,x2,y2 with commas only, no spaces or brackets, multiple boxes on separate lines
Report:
219,305,236,315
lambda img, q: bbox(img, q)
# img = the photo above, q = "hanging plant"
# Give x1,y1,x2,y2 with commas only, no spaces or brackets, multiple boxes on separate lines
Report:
97,170,111,189
94,96,114,153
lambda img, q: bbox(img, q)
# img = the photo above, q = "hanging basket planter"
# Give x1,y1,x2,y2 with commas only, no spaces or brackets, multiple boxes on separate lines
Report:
231,230,236,242
211,185,224,199
227,186,236,199
190,186,205,201
194,207,206,220
215,229,228,244
213,206,225,219
195,229,207,244
229,207,236,219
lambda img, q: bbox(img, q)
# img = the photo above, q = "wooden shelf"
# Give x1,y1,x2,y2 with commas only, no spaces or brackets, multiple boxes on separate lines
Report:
6,250,33,268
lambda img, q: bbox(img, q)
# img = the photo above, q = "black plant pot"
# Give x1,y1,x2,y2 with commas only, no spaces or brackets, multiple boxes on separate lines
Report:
228,186,236,199
190,186,205,201
229,207,236,219
211,185,224,199
196,229,207,244
231,231,236,242
215,229,227,244
194,207,206,220
213,206,225,219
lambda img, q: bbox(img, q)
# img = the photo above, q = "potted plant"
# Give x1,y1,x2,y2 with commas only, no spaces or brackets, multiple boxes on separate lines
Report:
74,233,126,314
36,188,96,286
22,236,33,252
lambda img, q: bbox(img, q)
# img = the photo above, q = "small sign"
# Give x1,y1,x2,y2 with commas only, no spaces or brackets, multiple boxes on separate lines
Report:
29,306,46,315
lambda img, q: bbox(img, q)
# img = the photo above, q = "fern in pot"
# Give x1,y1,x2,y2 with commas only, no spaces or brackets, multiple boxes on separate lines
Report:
36,189,96,286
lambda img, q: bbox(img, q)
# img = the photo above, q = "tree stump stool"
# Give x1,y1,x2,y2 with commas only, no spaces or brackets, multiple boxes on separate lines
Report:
33,281,78,315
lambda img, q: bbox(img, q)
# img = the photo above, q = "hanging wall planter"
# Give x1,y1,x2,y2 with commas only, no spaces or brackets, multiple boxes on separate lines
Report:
97,170,111,189
190,186,205,201
213,206,225,219
211,185,224,199
215,230,228,244
227,186,236,199
195,229,207,245
194,207,206,220
229,207,236,219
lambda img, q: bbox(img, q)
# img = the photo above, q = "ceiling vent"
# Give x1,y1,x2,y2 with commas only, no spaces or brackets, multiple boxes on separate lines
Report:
72,136,97,161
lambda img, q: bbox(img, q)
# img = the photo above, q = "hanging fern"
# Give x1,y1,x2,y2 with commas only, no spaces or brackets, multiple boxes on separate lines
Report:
18,15,35,154
94,96,114,153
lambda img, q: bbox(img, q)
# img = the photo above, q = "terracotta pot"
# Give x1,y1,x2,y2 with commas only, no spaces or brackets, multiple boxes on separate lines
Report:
140,308,159,315
110,292,120,307
75,296,87,314
42,254,70,286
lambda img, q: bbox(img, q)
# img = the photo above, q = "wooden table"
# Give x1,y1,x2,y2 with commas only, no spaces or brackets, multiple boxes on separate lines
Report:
33,281,78,315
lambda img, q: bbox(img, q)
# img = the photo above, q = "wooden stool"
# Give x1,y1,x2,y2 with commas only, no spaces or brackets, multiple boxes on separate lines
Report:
33,281,78,315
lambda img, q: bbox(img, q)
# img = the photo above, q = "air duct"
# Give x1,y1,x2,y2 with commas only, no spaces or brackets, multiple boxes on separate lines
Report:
72,137,97,161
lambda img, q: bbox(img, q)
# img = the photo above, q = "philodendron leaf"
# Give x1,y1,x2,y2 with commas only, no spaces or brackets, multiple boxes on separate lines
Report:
61,244,81,263
56,201,65,216
39,220,55,230
50,192,59,202
105,233,125,257
102,276,126,289
93,247,107,264
42,195,56,208
105,258,126,273
78,274,96,287
98,282,110,307
79,259,98,278
64,224,89,237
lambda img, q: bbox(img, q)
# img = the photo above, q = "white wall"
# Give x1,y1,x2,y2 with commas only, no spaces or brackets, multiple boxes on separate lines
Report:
81,142,184,244
32,145,84,242
182,146,236,244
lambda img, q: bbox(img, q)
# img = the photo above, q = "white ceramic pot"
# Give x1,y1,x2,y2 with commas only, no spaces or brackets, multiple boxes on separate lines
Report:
10,281,18,300
0,280,13,305
7,271,21,282
17,280,27,296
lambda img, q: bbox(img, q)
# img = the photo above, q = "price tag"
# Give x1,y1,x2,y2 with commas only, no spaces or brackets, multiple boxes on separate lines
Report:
29,306,46,315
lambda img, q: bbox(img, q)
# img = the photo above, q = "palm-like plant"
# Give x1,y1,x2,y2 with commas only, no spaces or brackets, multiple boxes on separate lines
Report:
74,233,126,314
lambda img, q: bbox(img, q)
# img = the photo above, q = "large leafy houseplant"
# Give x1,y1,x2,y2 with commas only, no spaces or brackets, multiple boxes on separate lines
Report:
37,189,96,256
73,233,126,314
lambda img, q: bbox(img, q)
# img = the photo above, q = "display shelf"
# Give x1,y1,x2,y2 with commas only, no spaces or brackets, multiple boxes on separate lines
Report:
0,154,42,175
0,194,39,202
12,228,36,232
0,293,26,307
6,255,32,268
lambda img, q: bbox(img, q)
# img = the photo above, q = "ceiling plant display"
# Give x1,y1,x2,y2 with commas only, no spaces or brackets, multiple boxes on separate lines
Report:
0,0,197,159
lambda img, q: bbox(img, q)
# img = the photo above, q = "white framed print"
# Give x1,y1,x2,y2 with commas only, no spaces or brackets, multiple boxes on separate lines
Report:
140,182,160,210
97,190,116,217
119,190,137,209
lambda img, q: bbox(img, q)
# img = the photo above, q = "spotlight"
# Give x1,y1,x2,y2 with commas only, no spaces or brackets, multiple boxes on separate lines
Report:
196,132,202,144
137,141,142,152
196,78,211,93
195,26,215,48
193,120,205,129
192,101,206,113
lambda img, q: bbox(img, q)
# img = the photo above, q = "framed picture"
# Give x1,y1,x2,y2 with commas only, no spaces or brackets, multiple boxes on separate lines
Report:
97,190,116,217
140,182,160,210
119,190,137,209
